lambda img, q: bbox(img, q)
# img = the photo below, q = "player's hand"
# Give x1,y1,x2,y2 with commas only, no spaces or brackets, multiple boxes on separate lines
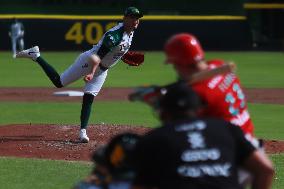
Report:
84,73,94,82
227,61,236,73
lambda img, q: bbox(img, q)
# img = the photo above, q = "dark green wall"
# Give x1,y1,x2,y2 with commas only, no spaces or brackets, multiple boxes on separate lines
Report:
0,18,252,51
1,0,283,50
0,0,246,15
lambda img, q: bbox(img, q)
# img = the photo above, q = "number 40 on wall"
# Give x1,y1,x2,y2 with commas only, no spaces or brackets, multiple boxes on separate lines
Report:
65,22,117,45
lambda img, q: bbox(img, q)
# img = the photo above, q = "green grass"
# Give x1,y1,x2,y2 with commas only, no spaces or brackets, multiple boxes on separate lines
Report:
1,51,284,189
0,51,177,87
106,52,177,86
0,157,91,189
271,154,284,189
248,103,284,140
0,101,160,127
206,52,284,88
0,154,283,189
1,51,284,87
0,101,284,139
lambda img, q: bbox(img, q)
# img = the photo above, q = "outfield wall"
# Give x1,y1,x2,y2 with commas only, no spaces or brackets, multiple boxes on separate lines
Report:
0,15,252,51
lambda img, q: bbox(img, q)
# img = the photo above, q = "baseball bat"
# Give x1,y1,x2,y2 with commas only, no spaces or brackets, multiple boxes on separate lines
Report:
187,61,236,84
129,62,236,102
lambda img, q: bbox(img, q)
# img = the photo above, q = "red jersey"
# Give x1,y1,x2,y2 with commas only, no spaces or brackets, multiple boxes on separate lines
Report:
192,60,254,136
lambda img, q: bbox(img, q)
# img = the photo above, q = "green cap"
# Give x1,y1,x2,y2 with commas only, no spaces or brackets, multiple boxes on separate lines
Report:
124,7,143,18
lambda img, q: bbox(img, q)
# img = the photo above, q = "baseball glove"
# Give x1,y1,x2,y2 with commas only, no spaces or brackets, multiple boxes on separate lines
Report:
121,51,144,66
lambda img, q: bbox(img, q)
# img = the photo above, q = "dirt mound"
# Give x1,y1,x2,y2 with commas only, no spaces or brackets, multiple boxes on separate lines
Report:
264,140,284,154
0,124,151,161
0,124,283,162
1,87,284,161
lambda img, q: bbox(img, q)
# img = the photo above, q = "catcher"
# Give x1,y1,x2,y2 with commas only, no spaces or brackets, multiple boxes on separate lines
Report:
16,7,144,143
74,133,141,189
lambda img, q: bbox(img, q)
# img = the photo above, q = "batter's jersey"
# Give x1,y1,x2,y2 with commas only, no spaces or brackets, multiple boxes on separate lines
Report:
133,118,255,189
89,23,133,69
192,60,254,136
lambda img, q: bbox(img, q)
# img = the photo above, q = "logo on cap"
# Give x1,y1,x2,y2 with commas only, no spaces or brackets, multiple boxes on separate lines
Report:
124,7,143,18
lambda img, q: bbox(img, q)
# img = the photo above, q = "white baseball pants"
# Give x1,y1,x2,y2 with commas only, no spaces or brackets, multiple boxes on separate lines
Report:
60,50,108,96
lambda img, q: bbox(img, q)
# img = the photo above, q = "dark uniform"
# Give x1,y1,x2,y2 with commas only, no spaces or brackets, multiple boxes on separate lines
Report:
74,133,140,189
134,118,255,189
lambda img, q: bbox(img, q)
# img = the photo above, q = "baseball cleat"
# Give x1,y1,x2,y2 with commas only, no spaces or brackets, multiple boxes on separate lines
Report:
79,129,89,143
16,46,40,61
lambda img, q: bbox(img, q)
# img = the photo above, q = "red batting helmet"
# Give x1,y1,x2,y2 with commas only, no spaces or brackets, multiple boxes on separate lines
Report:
164,33,204,66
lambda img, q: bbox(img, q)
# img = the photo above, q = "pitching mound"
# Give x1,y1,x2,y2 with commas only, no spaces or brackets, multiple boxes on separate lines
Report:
1,87,284,161
0,124,151,161
0,124,283,162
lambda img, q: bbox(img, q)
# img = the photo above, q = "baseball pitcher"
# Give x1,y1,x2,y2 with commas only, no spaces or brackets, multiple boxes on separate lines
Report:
16,7,144,143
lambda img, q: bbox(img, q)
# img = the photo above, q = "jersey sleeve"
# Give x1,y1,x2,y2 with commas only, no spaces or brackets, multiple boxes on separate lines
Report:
102,33,117,49
96,33,116,59
227,123,256,164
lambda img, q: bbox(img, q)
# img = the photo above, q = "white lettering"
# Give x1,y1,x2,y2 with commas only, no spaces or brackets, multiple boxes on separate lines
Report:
218,74,236,92
181,148,220,162
200,163,231,177
177,163,231,178
178,166,201,178
175,121,206,132
187,132,205,149
208,76,222,89
230,110,250,126
200,165,215,176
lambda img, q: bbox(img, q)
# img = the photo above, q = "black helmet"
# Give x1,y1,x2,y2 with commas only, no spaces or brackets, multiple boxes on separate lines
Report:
92,133,141,179
92,145,107,166
159,81,202,114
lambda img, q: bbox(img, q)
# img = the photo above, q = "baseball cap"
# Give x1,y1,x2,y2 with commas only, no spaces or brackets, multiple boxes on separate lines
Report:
124,7,143,18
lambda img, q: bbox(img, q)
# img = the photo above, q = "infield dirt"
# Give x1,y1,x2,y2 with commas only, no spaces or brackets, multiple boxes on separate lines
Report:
0,87,284,161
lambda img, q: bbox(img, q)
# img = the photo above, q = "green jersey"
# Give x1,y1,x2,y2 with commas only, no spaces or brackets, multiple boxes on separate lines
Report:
91,23,134,69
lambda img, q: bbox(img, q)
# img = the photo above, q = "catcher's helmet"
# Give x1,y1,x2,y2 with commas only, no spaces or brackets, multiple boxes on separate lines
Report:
159,82,201,113
92,133,140,179
164,33,204,66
